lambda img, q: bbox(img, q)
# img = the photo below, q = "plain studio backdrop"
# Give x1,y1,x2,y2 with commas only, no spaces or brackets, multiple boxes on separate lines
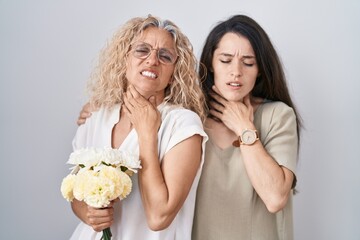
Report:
0,0,359,239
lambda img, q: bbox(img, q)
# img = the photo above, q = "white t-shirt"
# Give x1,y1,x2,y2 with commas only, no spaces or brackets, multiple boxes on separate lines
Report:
69,102,207,240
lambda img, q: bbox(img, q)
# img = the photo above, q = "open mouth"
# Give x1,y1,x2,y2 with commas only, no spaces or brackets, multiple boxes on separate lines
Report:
227,82,241,87
141,70,158,79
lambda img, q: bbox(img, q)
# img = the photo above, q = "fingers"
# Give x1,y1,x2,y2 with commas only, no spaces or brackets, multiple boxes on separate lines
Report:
125,85,150,108
209,100,224,113
211,85,223,97
209,108,222,120
127,84,141,98
210,86,227,105
124,90,135,112
88,216,114,232
77,118,86,126
83,102,92,112
87,206,115,232
148,96,157,107
90,221,113,232
80,111,92,118
77,112,91,126
77,103,93,126
243,95,251,108
209,99,224,120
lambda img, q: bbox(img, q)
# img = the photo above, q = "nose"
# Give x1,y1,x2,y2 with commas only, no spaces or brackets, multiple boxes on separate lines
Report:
146,49,160,65
231,72,241,78
231,63,242,78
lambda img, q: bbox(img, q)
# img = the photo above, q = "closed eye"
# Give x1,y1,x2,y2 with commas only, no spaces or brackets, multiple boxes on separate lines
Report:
243,62,255,67
135,48,150,53
242,56,256,67
220,60,231,64
159,54,172,63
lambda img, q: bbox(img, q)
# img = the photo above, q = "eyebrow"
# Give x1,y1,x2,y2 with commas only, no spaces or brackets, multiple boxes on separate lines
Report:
242,55,256,59
219,53,256,59
137,41,177,53
219,53,234,57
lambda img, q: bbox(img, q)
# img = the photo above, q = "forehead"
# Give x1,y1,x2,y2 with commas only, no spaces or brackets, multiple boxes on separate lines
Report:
216,32,254,54
136,26,176,48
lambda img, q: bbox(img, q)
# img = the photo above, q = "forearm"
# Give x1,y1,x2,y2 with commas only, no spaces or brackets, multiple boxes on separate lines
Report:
139,170,177,230
241,143,294,213
71,199,90,225
137,134,202,230
137,134,175,230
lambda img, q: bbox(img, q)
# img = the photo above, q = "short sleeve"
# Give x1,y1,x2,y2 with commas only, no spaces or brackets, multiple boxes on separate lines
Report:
158,105,208,159
159,108,208,155
260,102,298,175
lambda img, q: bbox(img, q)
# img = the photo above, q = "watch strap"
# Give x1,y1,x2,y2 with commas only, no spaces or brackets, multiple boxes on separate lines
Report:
232,129,259,147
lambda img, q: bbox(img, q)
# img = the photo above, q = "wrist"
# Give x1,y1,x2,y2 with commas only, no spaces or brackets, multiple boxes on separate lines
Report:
233,128,259,147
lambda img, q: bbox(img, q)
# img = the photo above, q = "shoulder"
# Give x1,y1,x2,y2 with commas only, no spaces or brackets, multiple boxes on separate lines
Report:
258,101,295,121
157,103,207,158
81,105,120,127
91,105,120,120
160,103,203,126
261,100,293,112
255,101,297,138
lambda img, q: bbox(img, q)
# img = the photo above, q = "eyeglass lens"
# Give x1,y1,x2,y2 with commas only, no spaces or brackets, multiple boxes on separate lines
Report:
132,42,177,64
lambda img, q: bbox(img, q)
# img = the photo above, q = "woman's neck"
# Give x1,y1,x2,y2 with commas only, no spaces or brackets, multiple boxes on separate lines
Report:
134,89,165,107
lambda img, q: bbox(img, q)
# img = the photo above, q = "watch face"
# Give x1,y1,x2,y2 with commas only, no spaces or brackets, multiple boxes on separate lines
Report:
241,129,257,145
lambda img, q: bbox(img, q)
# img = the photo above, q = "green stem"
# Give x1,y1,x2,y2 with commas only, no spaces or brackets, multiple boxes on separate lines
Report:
101,227,112,240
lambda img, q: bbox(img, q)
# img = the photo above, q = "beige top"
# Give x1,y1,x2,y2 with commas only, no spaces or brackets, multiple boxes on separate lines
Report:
192,101,298,240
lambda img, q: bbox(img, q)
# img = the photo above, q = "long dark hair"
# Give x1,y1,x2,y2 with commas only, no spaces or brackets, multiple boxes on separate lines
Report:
199,14,302,138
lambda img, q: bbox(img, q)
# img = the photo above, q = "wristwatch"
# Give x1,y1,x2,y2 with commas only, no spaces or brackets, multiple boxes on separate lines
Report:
239,129,259,145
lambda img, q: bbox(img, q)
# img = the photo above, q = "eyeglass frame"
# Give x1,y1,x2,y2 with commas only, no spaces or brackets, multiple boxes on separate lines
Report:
129,41,178,65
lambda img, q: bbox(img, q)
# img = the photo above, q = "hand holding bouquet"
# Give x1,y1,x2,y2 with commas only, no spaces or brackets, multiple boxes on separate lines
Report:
61,147,141,240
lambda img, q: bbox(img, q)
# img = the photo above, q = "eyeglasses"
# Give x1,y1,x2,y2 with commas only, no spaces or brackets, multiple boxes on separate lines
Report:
130,42,178,65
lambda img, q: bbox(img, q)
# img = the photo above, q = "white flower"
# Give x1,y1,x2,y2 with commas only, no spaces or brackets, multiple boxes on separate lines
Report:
60,174,76,201
61,147,140,208
67,147,141,173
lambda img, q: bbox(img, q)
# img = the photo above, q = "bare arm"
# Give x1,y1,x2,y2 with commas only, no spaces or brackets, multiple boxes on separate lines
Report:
238,143,294,213
124,85,203,230
139,134,202,230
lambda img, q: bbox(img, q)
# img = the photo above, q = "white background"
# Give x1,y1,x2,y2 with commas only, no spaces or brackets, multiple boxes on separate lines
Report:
1,0,359,239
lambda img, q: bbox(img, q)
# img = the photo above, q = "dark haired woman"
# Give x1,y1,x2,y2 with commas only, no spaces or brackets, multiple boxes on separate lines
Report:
192,14,301,240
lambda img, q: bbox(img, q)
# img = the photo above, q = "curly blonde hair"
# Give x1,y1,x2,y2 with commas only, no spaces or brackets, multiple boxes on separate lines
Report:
87,15,206,122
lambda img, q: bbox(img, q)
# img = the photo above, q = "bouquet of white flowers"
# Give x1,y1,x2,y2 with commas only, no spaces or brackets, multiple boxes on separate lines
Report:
61,147,141,240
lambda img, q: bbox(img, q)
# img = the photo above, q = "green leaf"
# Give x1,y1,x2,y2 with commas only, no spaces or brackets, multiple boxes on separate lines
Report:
120,166,128,172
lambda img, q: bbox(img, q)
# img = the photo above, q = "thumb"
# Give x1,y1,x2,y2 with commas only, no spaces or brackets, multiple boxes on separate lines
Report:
148,96,157,107
243,95,251,107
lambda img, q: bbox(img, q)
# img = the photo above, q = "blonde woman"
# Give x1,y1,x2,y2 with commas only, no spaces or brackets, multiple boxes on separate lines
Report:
69,15,207,240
